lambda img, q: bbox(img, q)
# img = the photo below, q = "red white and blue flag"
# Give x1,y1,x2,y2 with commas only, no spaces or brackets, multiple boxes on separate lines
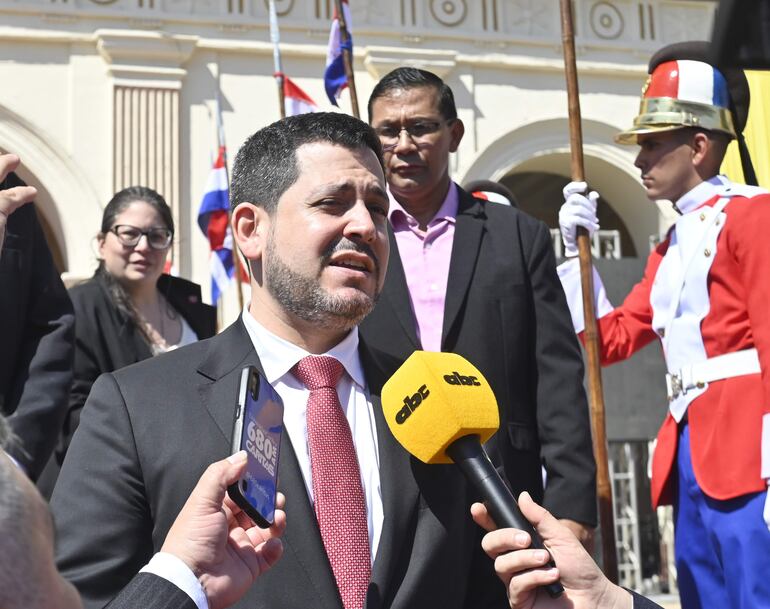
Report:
197,106,234,304
323,0,352,105
284,75,319,116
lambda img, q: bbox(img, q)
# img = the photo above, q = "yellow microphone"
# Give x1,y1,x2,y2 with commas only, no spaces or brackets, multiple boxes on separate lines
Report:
382,351,563,599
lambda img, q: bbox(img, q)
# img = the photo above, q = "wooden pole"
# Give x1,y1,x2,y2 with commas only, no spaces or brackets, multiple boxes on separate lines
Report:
334,0,360,119
558,0,618,583
268,0,286,119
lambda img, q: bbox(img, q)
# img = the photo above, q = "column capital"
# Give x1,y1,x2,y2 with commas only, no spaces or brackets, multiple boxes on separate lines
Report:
96,29,198,88
363,47,457,81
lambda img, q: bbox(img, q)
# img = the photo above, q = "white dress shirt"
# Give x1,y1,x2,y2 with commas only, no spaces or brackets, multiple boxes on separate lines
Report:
241,310,384,563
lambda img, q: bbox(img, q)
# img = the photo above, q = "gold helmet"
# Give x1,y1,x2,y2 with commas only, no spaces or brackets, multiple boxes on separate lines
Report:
615,41,749,145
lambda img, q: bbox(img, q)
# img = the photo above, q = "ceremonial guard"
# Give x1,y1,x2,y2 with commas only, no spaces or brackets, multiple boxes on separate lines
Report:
557,42,770,608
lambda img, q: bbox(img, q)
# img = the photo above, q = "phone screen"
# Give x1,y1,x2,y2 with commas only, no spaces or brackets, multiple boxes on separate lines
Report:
230,367,284,527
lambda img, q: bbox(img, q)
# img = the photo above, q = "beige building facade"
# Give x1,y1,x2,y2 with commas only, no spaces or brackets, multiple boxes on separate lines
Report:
0,0,716,315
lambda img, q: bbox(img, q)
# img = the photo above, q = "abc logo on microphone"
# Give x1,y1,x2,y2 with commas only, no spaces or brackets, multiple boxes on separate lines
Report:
381,351,499,464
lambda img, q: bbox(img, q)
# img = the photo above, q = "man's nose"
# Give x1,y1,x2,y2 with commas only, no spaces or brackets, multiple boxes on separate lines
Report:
345,202,377,243
391,127,418,154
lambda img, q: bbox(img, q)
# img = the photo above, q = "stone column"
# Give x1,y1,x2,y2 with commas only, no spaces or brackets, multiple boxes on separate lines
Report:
96,30,196,268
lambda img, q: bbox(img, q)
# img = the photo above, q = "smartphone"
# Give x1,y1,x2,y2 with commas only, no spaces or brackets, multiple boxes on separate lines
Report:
227,366,284,528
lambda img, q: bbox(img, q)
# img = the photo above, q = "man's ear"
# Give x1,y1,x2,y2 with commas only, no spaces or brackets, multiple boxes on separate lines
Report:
232,202,269,262
691,131,711,167
448,118,465,153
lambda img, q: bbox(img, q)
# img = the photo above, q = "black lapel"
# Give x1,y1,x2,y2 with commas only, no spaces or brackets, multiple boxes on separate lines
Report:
196,320,261,444
442,190,485,347
380,227,420,349
361,343,420,600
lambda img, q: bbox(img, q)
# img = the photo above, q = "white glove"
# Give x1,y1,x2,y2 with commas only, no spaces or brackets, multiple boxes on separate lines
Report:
559,181,600,257
764,484,770,531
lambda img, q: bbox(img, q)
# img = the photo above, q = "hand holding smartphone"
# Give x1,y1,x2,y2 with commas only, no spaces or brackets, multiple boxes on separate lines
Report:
227,366,285,528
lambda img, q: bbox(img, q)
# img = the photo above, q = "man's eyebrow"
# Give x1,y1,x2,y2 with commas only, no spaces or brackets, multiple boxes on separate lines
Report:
308,181,388,200
375,116,439,125
368,184,388,200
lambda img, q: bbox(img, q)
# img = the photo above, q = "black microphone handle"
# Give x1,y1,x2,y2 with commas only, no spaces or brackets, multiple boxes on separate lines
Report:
445,434,564,599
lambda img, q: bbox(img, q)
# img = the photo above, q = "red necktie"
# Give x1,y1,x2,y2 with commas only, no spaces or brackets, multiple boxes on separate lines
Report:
292,356,371,609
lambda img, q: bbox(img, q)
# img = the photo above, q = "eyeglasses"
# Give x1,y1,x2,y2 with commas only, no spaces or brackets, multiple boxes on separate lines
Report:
374,119,454,151
110,225,173,250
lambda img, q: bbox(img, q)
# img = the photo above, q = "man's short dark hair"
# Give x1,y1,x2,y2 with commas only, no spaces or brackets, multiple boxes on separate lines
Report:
230,112,383,213
367,67,458,123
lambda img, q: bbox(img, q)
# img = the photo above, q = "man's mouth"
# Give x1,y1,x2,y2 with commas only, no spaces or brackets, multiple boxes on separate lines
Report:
392,164,424,175
329,253,374,274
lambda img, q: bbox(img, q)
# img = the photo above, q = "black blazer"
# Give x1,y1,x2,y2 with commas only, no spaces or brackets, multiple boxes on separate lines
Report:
0,172,74,479
51,320,508,609
360,187,597,525
631,590,663,609
58,272,216,461
106,573,196,609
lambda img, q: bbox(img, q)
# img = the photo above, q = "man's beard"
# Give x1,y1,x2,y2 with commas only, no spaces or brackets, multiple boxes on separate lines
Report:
264,234,380,331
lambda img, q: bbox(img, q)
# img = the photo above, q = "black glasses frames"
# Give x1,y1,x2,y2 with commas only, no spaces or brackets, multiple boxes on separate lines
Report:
376,118,457,151
110,224,173,250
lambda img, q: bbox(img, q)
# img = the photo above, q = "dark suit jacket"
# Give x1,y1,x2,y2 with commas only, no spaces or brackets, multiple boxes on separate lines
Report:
360,188,597,525
631,590,663,609
58,272,216,461
0,172,74,479
107,573,195,609
51,320,508,609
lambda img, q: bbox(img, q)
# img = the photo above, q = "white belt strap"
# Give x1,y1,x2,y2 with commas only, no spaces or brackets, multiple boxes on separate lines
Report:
666,348,761,402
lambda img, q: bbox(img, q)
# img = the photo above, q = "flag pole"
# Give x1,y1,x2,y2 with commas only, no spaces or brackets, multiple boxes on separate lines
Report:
558,0,618,583
215,91,244,312
334,0,360,118
269,0,286,119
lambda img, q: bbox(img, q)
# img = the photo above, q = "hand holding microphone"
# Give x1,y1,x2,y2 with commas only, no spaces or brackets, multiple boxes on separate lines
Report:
381,351,564,599
472,493,630,609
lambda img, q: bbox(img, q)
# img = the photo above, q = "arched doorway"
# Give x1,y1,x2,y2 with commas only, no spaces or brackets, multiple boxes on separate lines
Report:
0,103,102,275
461,118,661,259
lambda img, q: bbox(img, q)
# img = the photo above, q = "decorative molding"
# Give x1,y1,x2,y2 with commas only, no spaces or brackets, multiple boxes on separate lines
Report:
96,29,197,86
429,0,466,27
590,1,624,40
0,0,717,52
363,47,457,80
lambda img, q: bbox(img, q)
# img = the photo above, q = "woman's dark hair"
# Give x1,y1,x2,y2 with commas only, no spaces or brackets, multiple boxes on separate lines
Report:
95,186,174,347
99,185,174,235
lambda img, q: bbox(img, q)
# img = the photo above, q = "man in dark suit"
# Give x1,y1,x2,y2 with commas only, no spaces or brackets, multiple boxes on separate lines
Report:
52,112,508,609
0,153,74,480
359,68,597,542
0,414,284,609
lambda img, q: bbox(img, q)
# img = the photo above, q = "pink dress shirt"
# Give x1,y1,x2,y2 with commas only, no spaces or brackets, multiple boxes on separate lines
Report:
388,183,459,352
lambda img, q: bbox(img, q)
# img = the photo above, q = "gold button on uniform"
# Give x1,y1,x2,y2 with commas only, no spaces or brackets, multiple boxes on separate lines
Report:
700,212,706,221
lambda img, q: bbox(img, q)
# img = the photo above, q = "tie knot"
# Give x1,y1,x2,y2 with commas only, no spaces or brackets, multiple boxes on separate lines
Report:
292,356,345,390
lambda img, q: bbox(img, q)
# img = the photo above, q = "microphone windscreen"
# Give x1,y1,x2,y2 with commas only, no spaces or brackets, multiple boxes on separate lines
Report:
381,351,499,464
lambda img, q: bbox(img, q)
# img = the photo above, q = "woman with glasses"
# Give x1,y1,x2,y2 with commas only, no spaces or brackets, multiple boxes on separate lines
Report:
58,186,216,463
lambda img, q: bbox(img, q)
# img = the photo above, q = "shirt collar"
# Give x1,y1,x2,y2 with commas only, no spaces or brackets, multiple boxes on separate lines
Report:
674,175,731,215
388,182,459,229
240,308,366,389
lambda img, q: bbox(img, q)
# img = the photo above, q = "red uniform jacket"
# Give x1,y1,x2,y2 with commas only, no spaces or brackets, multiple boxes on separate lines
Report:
560,176,770,507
